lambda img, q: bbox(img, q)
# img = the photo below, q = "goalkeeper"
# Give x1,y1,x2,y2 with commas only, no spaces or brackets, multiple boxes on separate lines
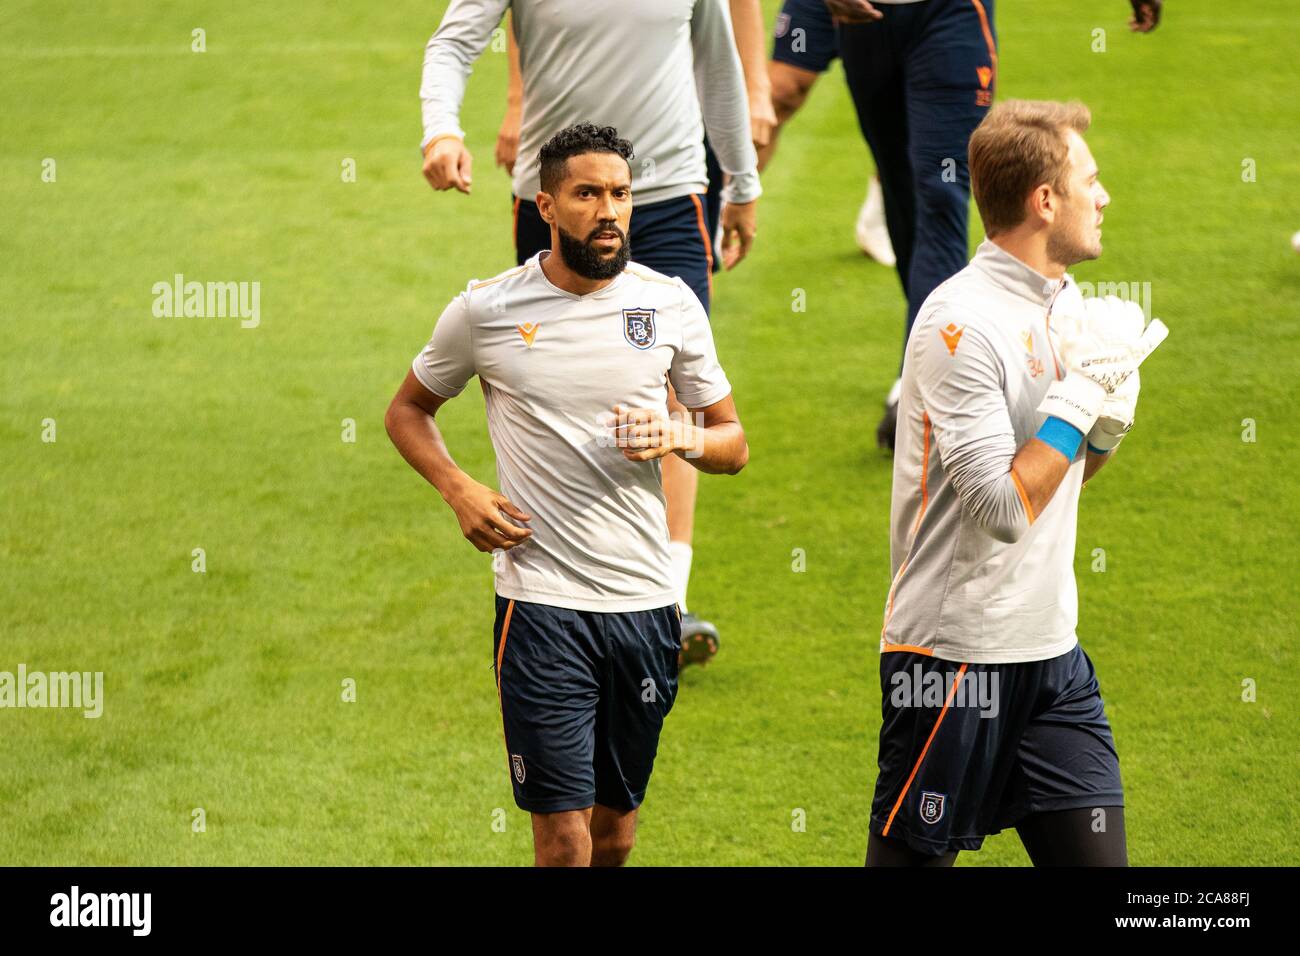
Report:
866,99,1167,867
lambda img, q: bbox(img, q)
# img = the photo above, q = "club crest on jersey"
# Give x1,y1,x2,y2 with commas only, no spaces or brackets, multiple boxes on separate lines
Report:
511,754,526,784
623,308,656,350
919,791,946,825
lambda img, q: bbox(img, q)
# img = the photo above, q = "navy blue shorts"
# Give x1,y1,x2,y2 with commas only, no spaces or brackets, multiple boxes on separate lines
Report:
492,595,682,814
513,193,714,314
870,645,1124,856
772,0,839,73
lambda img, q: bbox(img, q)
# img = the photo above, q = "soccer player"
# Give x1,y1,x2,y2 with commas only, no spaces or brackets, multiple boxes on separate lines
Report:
826,0,1163,452
867,99,1167,866
386,125,748,866
763,0,894,265
421,0,762,666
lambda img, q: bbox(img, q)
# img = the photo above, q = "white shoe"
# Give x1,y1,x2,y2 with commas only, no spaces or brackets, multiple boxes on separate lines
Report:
855,177,896,267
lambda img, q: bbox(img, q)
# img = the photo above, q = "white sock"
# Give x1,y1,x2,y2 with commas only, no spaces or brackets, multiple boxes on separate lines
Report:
886,377,902,407
668,541,693,613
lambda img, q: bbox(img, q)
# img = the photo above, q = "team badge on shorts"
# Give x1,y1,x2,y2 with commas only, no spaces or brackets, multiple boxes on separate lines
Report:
774,12,791,38
919,791,946,825
511,754,526,784
623,308,656,350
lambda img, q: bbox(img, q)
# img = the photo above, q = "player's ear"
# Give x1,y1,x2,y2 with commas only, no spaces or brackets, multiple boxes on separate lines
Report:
1030,184,1054,225
536,191,555,224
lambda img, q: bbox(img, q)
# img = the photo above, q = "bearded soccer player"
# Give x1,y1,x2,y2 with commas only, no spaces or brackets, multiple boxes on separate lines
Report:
421,0,762,665
867,100,1168,866
387,125,748,867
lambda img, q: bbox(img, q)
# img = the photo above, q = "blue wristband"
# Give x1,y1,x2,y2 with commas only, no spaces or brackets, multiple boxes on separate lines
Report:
1086,442,1110,456
1036,416,1084,461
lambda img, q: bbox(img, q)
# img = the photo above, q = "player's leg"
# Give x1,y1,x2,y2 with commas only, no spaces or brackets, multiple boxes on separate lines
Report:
760,61,820,171
762,0,839,170
589,805,638,867
627,195,719,663
590,603,681,864
868,651,1034,865
492,595,603,865
513,194,553,266
531,808,593,867
865,832,958,867
899,0,997,346
1016,806,1128,866
1008,644,1127,867
836,13,915,451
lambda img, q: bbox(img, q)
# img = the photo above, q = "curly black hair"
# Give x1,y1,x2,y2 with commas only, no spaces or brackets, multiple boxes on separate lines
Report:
538,123,635,195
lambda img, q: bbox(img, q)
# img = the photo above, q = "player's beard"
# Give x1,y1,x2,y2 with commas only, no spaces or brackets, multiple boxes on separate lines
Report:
557,223,631,280
1047,196,1101,267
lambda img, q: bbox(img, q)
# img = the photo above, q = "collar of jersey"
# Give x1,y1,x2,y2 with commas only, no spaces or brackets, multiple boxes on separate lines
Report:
532,250,629,301
971,238,1066,306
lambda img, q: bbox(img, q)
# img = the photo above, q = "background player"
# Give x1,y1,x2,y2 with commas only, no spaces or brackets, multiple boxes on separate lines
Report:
421,0,761,666
868,99,1167,866
387,125,749,866
764,0,894,265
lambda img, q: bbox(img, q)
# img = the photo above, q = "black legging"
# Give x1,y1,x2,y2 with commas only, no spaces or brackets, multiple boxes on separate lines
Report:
866,807,1128,867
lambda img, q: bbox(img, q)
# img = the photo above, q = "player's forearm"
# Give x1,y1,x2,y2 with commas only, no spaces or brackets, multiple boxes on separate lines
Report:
675,421,748,475
692,1,761,203
728,0,771,101
504,15,522,109
1010,438,1073,518
1083,447,1112,484
384,401,473,502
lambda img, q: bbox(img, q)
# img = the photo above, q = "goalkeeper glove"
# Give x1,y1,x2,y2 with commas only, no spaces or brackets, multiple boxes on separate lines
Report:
1038,298,1168,435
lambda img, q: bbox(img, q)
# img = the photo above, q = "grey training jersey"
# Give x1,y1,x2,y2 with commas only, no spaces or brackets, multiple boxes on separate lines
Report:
420,0,760,207
412,252,732,613
882,239,1089,664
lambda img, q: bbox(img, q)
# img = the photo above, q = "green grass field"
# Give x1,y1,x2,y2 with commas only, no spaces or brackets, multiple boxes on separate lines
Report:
2,0,1297,866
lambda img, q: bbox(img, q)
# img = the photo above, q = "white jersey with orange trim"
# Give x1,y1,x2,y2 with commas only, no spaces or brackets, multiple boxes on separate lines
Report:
420,0,760,208
881,239,1089,664
412,251,732,613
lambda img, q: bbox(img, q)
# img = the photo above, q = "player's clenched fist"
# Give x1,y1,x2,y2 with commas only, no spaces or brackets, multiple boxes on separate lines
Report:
444,476,532,552
423,136,474,193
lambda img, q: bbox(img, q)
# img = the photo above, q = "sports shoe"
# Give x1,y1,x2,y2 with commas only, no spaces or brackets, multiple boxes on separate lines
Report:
678,612,720,668
855,177,896,267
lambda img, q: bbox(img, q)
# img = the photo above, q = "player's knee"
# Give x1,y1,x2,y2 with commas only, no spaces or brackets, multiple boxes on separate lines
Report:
533,816,591,867
535,830,590,867
590,831,636,867
770,72,814,120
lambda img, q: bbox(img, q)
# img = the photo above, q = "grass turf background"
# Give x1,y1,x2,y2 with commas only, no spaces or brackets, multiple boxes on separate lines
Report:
1,0,1296,865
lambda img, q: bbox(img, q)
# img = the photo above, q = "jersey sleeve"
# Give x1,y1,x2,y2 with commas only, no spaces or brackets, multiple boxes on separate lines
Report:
690,0,761,205
420,0,512,149
912,313,1033,543
668,279,732,409
412,293,476,398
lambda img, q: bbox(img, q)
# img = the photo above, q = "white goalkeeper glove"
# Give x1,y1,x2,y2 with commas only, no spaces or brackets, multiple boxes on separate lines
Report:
1039,296,1168,435
1088,367,1140,452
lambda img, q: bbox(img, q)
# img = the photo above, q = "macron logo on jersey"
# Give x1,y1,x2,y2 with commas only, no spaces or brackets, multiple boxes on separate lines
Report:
940,322,965,356
516,322,540,347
